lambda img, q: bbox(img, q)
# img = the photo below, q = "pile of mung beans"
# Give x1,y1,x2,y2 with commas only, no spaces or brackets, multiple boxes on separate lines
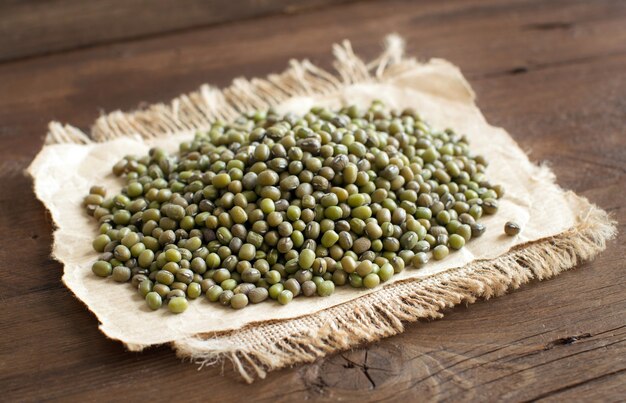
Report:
84,101,504,313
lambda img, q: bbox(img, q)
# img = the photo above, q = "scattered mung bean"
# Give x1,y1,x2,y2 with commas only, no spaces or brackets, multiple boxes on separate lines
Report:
504,221,521,236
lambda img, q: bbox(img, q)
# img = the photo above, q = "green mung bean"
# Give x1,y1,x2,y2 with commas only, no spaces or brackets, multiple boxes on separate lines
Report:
168,296,189,313
433,245,449,260
92,261,112,277
249,287,269,303
277,289,293,305
145,292,162,310
230,293,249,309
317,280,335,297
112,266,131,282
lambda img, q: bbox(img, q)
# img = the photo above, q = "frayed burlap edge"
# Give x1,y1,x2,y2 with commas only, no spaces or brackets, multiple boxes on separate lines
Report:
41,35,617,383
174,205,616,383
45,35,411,144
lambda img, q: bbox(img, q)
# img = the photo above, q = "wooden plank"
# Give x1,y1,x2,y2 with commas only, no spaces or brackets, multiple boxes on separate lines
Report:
0,0,624,400
0,0,354,62
2,0,626,136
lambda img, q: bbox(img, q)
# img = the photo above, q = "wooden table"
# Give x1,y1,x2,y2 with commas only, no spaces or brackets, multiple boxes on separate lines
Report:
1,0,624,400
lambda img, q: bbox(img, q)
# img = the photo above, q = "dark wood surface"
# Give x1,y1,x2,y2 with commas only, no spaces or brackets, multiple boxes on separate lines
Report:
0,0,351,62
1,0,625,400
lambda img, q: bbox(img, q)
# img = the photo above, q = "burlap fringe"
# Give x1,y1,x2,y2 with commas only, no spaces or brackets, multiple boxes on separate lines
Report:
174,205,616,383
42,35,617,383
45,35,413,144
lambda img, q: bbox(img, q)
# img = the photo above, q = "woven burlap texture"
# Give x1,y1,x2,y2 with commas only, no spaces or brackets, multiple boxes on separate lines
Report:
29,35,616,383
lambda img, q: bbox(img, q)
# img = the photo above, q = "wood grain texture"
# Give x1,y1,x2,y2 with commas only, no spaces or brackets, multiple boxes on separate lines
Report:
0,0,624,400
0,0,355,62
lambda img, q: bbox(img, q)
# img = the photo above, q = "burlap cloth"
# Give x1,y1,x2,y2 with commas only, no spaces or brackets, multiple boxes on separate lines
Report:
28,36,616,382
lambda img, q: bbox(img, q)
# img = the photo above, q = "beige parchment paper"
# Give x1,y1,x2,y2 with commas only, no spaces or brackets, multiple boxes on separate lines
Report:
28,37,616,382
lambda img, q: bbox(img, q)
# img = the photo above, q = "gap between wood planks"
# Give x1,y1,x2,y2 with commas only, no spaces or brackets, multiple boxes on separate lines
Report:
2,0,622,70
0,0,367,65
471,49,626,81
527,367,626,401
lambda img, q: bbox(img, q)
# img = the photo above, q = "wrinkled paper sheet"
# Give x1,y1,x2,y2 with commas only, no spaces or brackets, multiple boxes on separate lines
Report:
29,59,587,350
